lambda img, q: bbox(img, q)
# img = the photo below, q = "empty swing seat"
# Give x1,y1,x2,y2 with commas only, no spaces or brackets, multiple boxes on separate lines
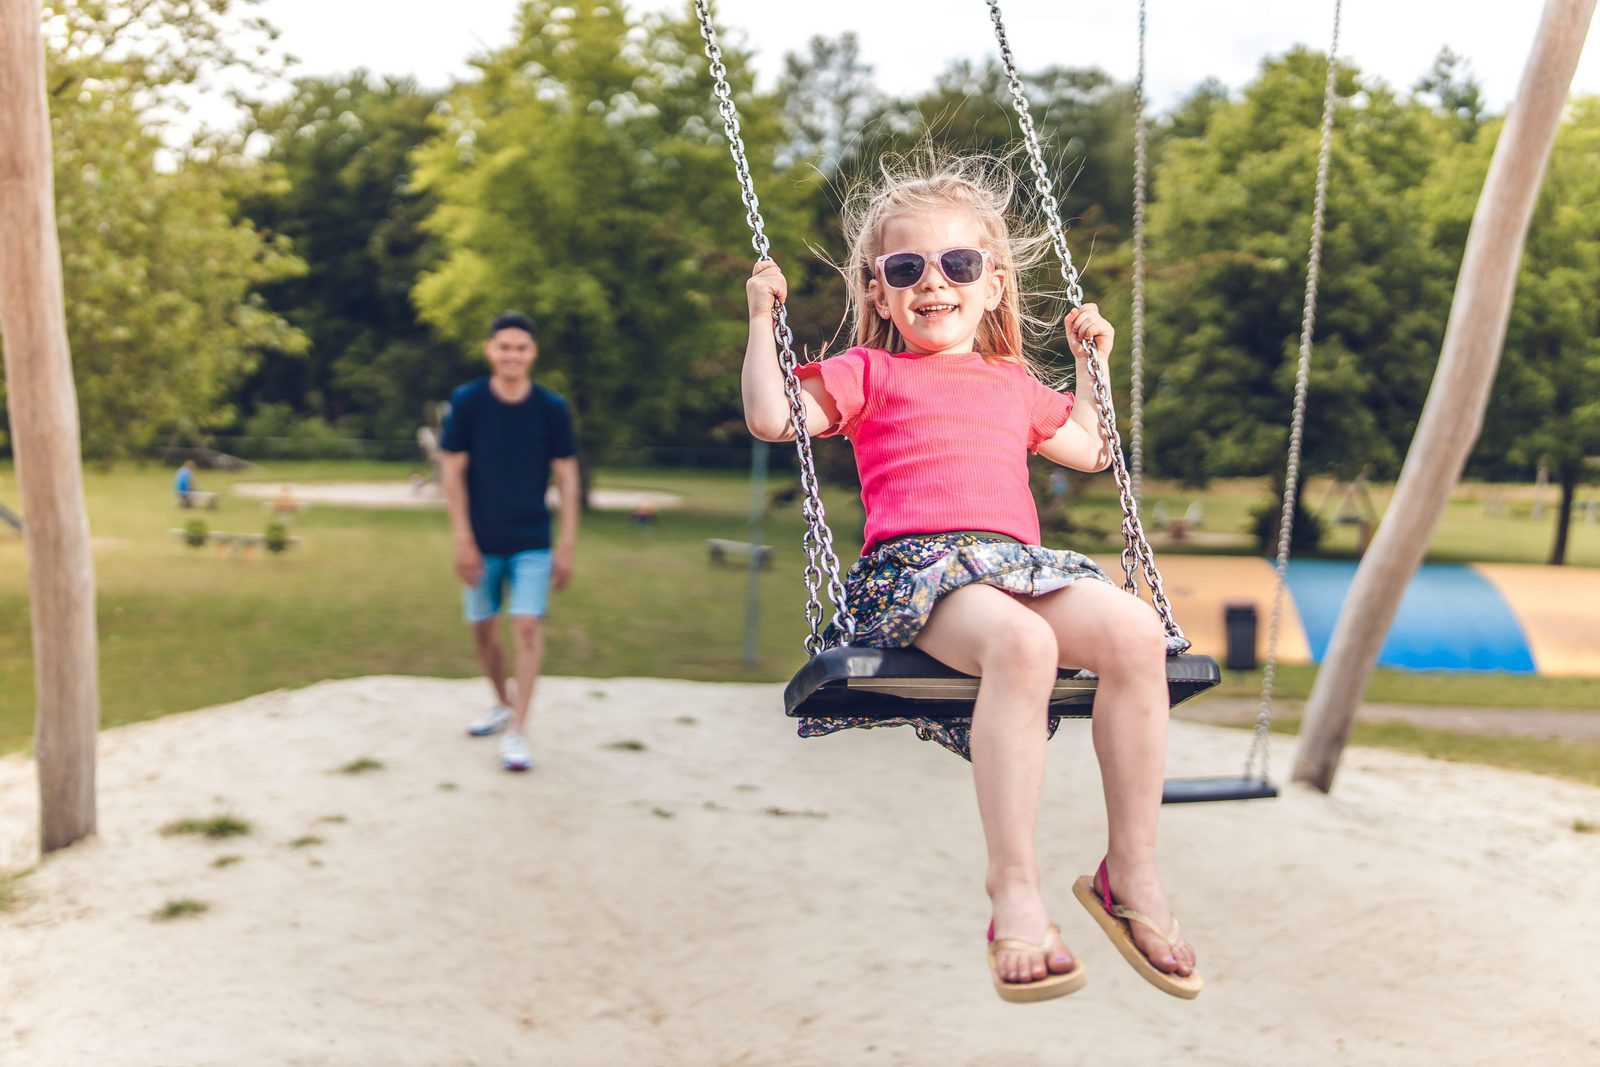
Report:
784,646,1223,720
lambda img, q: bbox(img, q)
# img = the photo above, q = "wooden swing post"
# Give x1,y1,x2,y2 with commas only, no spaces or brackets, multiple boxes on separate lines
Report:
0,0,101,850
1293,0,1598,793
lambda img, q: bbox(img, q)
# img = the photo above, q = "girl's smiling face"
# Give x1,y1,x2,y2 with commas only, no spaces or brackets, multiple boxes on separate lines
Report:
868,208,1006,356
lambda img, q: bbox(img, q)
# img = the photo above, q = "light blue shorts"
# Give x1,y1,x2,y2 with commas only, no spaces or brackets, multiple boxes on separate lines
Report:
465,549,552,623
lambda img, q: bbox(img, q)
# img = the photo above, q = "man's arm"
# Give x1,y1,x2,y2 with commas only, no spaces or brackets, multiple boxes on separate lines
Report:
551,456,579,590
440,450,483,586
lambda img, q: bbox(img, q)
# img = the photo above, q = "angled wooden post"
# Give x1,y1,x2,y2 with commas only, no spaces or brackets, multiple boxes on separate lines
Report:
0,0,101,850
1292,0,1598,793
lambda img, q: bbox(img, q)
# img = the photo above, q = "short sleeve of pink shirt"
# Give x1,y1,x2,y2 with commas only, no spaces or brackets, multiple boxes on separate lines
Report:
1026,377,1073,450
794,347,873,438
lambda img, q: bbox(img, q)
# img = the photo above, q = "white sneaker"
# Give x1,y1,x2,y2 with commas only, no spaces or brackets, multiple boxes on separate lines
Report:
467,703,512,737
499,731,532,772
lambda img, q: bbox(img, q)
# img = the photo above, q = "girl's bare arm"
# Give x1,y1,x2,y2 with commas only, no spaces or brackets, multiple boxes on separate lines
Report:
1036,304,1116,472
742,260,837,441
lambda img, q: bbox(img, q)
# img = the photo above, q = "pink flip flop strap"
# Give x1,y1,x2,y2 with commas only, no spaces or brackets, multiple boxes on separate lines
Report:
1096,858,1114,911
1096,857,1183,949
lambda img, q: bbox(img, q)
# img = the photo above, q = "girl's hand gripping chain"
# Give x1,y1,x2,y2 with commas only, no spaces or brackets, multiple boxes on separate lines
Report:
747,259,788,318
741,258,834,442
1035,303,1118,471
1065,303,1115,361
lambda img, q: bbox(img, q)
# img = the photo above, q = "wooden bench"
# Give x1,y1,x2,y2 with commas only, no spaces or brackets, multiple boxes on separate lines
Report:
177,491,220,510
706,538,773,569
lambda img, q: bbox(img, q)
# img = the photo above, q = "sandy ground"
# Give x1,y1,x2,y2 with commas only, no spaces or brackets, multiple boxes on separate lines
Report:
231,482,682,511
3,676,1599,1067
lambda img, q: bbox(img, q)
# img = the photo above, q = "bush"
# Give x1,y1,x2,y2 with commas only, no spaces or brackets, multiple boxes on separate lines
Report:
240,402,348,445
184,518,208,548
1252,495,1324,555
264,520,290,554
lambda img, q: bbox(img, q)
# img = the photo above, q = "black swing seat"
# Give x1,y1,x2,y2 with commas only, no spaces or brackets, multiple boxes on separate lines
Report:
784,648,1277,804
1161,776,1279,804
784,646,1223,721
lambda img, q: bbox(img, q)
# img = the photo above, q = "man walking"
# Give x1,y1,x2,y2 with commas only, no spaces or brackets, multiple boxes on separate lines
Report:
440,311,579,771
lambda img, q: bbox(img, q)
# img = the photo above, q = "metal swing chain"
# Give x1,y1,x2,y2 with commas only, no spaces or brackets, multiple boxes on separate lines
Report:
985,0,1188,649
1248,0,1343,783
1129,0,1149,505
693,0,854,654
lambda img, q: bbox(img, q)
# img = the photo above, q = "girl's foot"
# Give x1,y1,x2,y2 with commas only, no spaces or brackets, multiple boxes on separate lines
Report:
1100,860,1197,977
988,879,1079,984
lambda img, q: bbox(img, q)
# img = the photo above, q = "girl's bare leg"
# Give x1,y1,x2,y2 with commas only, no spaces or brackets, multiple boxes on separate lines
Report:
1026,579,1196,976
914,584,1078,985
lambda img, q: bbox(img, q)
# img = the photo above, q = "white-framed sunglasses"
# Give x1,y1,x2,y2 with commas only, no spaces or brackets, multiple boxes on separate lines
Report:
872,247,994,290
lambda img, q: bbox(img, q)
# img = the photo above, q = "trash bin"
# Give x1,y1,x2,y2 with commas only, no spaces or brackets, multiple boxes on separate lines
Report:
1223,600,1258,671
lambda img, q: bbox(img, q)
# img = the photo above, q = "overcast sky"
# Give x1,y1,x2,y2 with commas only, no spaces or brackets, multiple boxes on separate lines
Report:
249,0,1597,111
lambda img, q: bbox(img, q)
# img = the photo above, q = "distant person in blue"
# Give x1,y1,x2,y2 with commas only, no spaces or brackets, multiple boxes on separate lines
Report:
440,311,580,772
174,460,199,507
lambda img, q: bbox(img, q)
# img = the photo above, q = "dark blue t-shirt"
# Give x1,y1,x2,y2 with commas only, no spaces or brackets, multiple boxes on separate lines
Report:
440,378,579,555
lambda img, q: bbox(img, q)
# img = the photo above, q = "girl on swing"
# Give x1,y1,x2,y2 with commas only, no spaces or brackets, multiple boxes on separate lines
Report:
741,154,1202,1002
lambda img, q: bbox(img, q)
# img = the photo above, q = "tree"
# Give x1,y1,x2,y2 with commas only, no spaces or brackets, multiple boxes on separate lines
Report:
1295,0,1597,793
1414,47,1487,142
0,1,303,459
775,34,883,174
865,60,1138,237
1140,51,1456,489
237,74,464,441
1444,99,1600,563
411,0,801,473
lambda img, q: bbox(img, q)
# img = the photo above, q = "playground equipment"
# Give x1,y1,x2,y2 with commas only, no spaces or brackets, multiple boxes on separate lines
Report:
1295,0,1597,791
694,0,1348,803
170,526,300,559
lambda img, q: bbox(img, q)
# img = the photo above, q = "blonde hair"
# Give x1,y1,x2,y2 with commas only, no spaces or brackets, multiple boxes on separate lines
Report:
838,149,1060,382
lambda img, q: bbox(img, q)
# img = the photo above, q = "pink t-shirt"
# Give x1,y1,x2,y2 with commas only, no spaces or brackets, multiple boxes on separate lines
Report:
796,346,1073,555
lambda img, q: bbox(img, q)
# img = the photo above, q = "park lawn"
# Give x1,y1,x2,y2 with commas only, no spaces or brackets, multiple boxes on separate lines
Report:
0,461,846,754
1238,716,1600,790
1,461,1597,776
1210,663,1600,710
1063,475,1600,566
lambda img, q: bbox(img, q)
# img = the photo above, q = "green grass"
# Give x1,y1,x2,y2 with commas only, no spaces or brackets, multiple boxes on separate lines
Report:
151,898,209,922
1061,475,1600,566
1242,715,1600,789
334,758,385,775
3,460,1599,788
0,867,32,913
210,855,244,869
287,835,324,849
160,815,253,840
1210,663,1600,711
0,460,854,754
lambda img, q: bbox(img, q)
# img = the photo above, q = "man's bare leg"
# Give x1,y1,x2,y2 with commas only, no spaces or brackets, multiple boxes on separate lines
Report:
509,615,544,734
472,617,510,706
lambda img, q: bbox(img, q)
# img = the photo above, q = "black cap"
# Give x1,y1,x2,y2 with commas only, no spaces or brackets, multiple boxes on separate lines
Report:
488,310,537,339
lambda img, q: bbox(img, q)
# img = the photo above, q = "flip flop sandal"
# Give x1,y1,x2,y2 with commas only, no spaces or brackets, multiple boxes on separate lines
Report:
1072,859,1204,1000
986,920,1088,1003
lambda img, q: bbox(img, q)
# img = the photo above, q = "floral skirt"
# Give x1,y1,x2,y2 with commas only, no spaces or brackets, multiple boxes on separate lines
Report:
799,532,1117,760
